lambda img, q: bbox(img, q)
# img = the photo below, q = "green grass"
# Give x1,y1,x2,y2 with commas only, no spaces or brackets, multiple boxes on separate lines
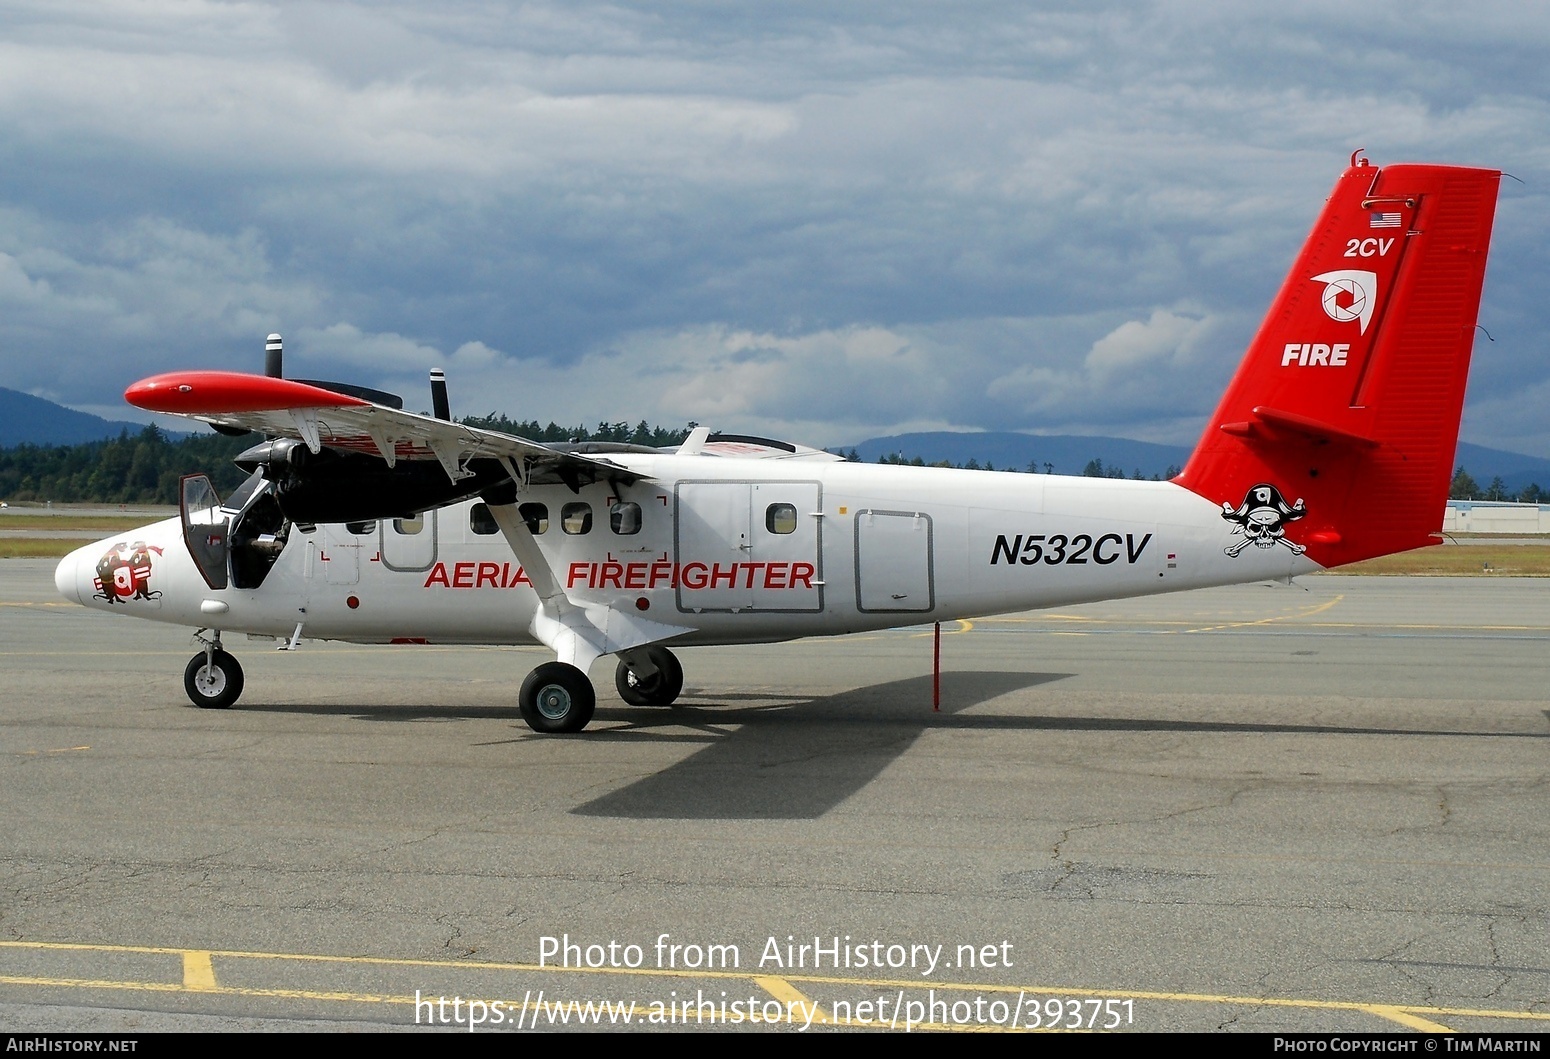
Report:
0,539,81,559
0,514,178,557
1320,546,1550,576
0,515,166,531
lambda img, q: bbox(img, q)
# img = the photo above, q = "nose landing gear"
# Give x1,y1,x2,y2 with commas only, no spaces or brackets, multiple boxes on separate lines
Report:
184,632,244,709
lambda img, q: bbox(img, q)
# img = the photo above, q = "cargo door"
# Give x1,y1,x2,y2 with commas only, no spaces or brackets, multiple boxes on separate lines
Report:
855,509,934,612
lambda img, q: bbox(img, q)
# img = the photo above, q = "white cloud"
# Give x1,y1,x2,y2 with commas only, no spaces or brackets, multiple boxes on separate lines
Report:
359,322,951,444
1,3,1547,454
0,253,51,302
1084,309,1214,377
297,322,443,372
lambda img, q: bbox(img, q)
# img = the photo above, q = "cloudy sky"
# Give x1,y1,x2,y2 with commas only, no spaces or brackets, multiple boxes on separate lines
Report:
2,1,1547,453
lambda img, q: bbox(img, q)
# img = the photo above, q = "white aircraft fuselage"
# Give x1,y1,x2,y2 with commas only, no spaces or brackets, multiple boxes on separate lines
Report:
56,458,1310,648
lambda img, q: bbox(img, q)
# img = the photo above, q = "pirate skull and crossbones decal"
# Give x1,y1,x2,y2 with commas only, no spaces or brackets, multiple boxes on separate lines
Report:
1221,484,1306,557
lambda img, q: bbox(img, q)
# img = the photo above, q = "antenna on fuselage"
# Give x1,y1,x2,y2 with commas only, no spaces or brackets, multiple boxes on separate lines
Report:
430,368,451,421
677,425,710,455
265,334,283,378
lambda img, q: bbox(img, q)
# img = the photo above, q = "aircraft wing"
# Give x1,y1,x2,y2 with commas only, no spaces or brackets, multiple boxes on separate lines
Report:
125,370,649,489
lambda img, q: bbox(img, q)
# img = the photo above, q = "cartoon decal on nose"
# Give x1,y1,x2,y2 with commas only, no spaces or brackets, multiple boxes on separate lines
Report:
1221,485,1307,557
93,541,165,603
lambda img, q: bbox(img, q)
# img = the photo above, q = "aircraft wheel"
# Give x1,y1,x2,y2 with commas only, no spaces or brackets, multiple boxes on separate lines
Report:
614,646,684,707
184,649,244,709
519,662,596,733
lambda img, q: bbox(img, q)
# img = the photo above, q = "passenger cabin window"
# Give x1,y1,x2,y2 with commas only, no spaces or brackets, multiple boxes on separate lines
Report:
469,504,498,536
393,516,423,536
610,502,642,535
766,503,799,535
561,502,592,535
520,503,549,534
345,520,376,536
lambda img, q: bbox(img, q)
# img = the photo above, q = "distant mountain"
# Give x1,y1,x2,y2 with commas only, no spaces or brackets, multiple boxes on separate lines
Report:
1454,443,1550,494
844,430,1550,491
0,387,178,447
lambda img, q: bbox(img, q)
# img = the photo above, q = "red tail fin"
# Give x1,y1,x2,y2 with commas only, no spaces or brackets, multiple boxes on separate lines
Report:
1175,161,1500,567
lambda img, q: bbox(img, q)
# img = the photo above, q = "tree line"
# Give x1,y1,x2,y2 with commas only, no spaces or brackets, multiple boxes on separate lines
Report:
1450,467,1547,503
0,418,697,505
2,423,1542,506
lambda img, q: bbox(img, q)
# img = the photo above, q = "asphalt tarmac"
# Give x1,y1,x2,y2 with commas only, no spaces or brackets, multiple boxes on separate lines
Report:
1,558,1546,1034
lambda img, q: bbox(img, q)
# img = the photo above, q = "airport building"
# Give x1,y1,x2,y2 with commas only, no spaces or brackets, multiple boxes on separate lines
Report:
1443,500,1550,534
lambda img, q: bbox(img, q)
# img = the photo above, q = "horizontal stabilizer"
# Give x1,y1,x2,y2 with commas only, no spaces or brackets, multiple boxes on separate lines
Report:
1215,406,1379,449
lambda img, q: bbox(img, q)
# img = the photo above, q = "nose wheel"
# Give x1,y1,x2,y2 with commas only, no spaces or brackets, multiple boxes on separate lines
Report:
614,646,684,708
184,645,244,709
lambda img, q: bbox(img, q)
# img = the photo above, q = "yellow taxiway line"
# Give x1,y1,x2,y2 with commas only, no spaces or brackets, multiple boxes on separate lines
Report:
5,939,1549,1032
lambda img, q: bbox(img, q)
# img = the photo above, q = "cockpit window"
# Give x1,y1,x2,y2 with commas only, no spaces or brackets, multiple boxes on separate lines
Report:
221,472,265,514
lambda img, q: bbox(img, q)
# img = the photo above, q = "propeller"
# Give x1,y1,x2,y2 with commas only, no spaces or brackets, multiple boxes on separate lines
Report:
430,368,451,421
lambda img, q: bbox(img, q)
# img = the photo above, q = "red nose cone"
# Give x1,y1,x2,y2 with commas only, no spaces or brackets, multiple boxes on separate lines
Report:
124,371,368,413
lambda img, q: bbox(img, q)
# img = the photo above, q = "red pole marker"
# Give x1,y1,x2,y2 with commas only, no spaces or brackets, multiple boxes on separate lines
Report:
933,621,941,711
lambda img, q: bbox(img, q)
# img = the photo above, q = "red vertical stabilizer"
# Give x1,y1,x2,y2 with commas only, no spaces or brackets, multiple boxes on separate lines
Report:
1174,161,1500,567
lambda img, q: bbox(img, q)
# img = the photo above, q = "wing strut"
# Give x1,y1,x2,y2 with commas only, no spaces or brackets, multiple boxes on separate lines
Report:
484,502,690,674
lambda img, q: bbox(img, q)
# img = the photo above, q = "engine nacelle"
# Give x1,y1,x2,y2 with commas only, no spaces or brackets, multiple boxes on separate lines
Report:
235,441,507,523
236,437,311,472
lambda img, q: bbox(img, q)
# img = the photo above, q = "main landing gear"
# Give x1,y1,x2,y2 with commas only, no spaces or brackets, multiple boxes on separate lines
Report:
518,661,596,734
613,645,684,709
184,631,244,709
514,646,684,734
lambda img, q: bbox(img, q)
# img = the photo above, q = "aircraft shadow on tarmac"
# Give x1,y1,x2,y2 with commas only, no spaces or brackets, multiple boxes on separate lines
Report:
571,669,1063,820
232,670,1060,729
568,680,1550,820
234,672,1550,821
237,671,1062,818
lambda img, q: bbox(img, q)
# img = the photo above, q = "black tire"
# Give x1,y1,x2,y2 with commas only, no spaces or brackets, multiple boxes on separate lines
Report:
614,646,684,708
183,649,244,709
519,662,596,733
